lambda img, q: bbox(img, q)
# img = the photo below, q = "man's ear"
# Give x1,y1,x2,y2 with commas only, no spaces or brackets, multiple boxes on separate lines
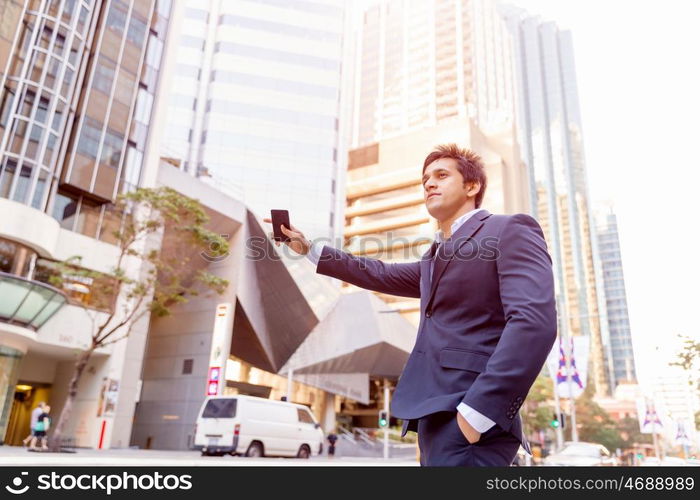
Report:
465,181,481,198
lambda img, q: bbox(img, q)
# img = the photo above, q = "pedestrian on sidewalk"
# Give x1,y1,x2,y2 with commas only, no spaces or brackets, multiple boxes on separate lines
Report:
22,402,45,447
327,432,338,458
29,405,51,451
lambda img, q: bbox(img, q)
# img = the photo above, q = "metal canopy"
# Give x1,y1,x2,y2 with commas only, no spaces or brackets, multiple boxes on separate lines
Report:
280,290,417,378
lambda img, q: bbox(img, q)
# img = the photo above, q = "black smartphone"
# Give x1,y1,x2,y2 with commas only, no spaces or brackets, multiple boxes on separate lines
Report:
270,209,291,242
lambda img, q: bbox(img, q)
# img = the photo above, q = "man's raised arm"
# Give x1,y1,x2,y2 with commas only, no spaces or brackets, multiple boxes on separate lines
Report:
264,217,421,298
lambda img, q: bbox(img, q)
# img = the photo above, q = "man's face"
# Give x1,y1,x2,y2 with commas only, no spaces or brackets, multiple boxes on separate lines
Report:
422,158,479,220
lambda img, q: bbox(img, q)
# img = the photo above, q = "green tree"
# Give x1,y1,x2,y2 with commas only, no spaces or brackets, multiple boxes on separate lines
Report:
616,416,652,450
522,374,555,437
670,334,700,394
670,334,700,372
574,385,623,452
48,187,228,451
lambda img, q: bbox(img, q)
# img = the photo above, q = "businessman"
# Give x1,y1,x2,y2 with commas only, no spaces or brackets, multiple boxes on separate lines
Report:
265,144,557,466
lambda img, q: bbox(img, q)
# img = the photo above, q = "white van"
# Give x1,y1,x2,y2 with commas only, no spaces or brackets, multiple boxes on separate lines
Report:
193,395,325,458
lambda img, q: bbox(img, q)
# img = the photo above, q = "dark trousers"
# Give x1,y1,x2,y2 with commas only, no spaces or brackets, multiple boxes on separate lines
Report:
417,411,520,466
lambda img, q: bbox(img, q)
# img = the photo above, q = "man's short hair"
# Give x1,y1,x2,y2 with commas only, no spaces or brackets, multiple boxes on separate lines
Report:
422,144,488,208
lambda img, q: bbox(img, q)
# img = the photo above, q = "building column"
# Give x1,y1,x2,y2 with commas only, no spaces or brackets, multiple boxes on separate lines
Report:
0,344,26,443
321,391,336,433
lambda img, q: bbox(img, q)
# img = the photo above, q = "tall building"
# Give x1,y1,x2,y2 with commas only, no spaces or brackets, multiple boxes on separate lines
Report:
350,0,517,149
344,0,530,320
0,0,172,446
501,7,612,397
1,0,170,234
159,0,350,242
596,206,637,388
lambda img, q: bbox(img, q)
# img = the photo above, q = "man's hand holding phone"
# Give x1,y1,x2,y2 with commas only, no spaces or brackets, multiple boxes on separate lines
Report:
263,210,311,256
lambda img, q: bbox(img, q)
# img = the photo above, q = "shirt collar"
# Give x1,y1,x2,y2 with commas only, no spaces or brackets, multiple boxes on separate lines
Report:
434,208,483,243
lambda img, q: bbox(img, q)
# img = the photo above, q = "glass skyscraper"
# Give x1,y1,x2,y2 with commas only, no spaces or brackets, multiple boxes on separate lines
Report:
0,0,171,241
160,0,349,242
502,6,612,397
350,0,517,149
596,207,637,388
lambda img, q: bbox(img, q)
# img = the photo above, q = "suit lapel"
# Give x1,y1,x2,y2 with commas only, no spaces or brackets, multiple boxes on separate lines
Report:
426,210,491,305
420,241,437,298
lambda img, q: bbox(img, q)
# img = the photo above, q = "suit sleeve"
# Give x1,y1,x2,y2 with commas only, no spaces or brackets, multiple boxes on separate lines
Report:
461,213,557,431
315,245,421,298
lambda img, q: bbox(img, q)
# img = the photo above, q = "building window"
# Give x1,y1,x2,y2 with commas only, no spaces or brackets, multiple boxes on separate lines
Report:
126,15,148,47
93,57,116,95
0,237,38,278
76,117,102,159
183,359,194,375
348,143,379,169
101,129,124,168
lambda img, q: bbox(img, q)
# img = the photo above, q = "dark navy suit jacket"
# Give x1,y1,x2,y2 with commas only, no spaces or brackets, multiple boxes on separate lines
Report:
315,209,557,452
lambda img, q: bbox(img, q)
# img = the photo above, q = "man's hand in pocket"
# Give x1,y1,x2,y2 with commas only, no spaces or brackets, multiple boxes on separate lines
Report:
457,412,481,444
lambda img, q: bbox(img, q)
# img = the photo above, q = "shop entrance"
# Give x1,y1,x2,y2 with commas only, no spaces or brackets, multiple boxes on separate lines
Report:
3,382,51,446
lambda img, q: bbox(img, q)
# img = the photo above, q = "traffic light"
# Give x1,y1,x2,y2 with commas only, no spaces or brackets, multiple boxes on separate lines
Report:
550,412,567,429
378,410,388,428
550,413,560,428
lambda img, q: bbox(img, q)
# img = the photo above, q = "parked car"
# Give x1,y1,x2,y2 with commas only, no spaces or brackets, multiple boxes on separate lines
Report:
641,456,693,466
193,395,324,458
543,441,618,466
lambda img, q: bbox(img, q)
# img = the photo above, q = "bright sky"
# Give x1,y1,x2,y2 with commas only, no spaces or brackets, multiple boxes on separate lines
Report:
505,0,700,390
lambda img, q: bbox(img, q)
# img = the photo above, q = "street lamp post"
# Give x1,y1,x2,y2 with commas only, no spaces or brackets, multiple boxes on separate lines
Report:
383,379,390,459
557,307,608,443
548,363,565,449
558,305,579,443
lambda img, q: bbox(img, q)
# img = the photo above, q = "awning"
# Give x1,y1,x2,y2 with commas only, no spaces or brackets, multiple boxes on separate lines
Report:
280,290,417,379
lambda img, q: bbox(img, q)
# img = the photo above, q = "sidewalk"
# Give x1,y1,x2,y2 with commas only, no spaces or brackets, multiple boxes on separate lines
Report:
0,446,419,467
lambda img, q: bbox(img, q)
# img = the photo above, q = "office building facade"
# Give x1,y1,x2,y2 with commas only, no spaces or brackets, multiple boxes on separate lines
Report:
0,0,172,446
596,207,637,388
159,0,350,242
502,7,612,397
349,0,517,149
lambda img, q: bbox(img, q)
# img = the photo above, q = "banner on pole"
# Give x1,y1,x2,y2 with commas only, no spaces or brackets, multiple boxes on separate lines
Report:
636,397,665,434
674,419,694,446
546,336,589,399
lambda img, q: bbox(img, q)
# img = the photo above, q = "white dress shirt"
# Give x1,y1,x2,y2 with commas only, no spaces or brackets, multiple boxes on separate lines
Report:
305,207,496,434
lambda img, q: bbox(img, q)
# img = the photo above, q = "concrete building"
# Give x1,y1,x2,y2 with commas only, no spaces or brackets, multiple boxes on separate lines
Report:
0,0,173,447
341,0,529,326
596,205,637,389
501,6,612,397
159,0,351,242
595,382,642,422
349,0,516,149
